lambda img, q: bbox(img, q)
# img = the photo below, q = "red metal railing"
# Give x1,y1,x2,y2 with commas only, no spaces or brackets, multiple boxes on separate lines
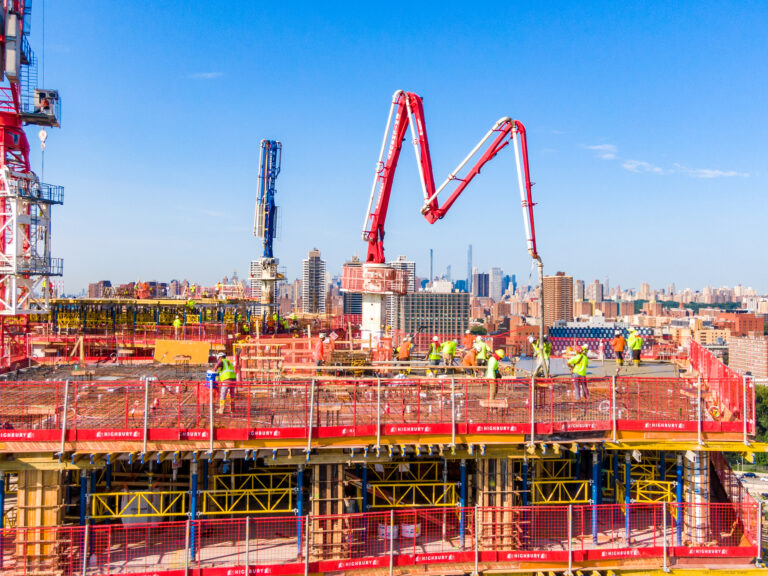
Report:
0,503,758,575
0,375,754,445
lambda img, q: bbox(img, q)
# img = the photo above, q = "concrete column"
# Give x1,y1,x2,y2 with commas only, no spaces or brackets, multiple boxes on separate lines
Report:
685,451,709,544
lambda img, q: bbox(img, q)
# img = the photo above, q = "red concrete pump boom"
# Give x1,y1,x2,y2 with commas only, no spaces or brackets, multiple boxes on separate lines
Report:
361,90,540,266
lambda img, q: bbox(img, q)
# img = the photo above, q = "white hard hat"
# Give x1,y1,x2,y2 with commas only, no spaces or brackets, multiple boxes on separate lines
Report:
528,335,535,343
615,330,622,335
465,330,470,334
216,352,225,358
319,332,326,338
475,336,482,342
432,336,439,341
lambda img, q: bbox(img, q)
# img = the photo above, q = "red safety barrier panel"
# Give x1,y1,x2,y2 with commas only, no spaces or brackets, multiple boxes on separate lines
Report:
0,502,759,575
0,375,755,444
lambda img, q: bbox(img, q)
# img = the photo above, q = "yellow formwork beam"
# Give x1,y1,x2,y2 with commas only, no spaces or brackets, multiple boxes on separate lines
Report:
91,491,187,519
370,482,457,508
201,488,293,515
532,480,590,504
212,471,293,491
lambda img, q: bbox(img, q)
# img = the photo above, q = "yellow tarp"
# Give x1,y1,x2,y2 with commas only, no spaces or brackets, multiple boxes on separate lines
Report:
153,339,211,364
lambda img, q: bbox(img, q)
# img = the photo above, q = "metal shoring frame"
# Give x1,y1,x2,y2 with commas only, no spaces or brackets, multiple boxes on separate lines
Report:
59,379,69,457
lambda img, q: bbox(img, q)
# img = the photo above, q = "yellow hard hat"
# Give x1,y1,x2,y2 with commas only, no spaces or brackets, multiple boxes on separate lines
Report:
496,349,505,357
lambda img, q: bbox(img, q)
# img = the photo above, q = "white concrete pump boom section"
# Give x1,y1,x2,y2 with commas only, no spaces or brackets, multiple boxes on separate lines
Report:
358,89,544,342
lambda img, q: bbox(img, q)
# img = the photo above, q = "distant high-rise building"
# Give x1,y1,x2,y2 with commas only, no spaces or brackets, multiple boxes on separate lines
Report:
390,292,470,350
429,249,434,281
472,272,489,297
591,280,604,303
88,280,112,299
667,283,676,297
489,267,503,301
605,276,610,299
302,248,327,313
574,279,585,301
543,272,574,326
446,265,452,282
387,255,417,328
343,256,363,318
639,282,652,300
467,245,473,293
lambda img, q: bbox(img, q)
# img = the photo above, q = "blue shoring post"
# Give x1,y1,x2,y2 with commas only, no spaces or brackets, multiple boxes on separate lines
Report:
111,307,116,333
624,453,631,545
660,451,666,481
592,452,600,544
105,459,112,491
296,465,304,556
65,471,72,517
183,308,187,326
202,458,209,491
612,452,618,503
0,472,4,568
155,308,159,327
89,470,97,525
361,466,368,513
0,472,5,529
459,459,467,549
133,307,137,329
190,462,199,561
79,471,87,526
522,456,529,507
676,454,683,546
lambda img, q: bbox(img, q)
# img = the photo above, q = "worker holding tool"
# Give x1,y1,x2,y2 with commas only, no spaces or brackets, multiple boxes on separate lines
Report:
627,328,643,367
474,336,491,366
611,330,626,367
529,335,551,377
568,344,589,401
462,330,474,349
396,336,412,362
427,336,442,367
441,338,458,367
213,352,237,415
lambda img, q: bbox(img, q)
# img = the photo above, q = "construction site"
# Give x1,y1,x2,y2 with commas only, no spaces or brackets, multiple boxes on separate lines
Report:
0,3,765,576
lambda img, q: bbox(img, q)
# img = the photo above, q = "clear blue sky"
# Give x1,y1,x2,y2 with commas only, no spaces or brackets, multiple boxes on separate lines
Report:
31,2,768,293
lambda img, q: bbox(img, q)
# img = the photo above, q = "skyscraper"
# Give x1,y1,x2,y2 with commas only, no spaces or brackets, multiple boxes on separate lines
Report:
489,267,503,301
574,279,585,301
302,248,327,313
605,276,610,300
472,272,489,297
543,272,574,326
467,244,473,293
386,255,417,328
592,280,604,303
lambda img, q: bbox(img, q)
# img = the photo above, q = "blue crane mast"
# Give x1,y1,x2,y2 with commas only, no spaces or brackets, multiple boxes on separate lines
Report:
255,140,282,258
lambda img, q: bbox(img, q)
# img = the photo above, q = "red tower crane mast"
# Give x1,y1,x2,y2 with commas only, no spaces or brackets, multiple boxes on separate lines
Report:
361,90,540,267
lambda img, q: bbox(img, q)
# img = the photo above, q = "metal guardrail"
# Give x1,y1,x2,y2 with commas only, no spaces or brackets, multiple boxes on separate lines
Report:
201,488,293,515
91,490,187,519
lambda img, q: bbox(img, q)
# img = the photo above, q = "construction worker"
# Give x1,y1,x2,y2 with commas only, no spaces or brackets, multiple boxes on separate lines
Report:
611,330,626,366
568,344,589,401
396,336,412,362
474,336,490,366
529,335,551,378
173,314,182,339
441,338,458,367
461,346,478,368
486,349,504,379
462,330,474,349
312,333,326,367
628,329,643,366
427,336,442,367
213,352,237,415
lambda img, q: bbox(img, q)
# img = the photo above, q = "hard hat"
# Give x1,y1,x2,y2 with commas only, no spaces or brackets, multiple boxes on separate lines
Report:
615,330,622,335
475,336,482,342
527,336,535,343
581,344,589,351
465,330,470,334
543,335,549,342
216,352,225,358
432,336,439,342
495,349,505,357
319,332,326,338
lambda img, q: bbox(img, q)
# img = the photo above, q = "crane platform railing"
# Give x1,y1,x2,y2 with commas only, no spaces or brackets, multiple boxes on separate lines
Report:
0,502,760,575
0,375,754,446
